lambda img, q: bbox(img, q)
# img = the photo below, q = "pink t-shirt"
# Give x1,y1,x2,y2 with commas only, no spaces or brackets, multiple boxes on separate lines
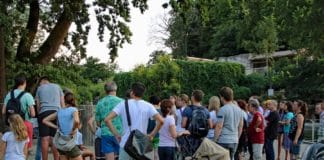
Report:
159,115,176,147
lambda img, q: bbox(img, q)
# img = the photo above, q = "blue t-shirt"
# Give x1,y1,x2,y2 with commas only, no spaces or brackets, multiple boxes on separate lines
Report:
283,112,294,133
57,107,78,135
36,83,63,113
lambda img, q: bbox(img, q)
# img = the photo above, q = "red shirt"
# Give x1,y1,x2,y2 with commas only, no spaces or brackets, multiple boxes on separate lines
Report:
248,111,264,144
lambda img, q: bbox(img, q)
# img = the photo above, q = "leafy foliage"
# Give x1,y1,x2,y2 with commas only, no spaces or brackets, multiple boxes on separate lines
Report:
114,56,249,102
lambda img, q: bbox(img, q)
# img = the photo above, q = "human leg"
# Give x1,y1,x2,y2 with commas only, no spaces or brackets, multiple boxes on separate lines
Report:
277,133,283,160
218,143,237,160
95,138,105,160
252,144,263,160
158,146,175,160
101,136,120,160
118,148,134,160
265,138,274,160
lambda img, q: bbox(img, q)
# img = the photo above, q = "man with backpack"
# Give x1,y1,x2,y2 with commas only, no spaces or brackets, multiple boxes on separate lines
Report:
181,90,212,138
2,75,36,158
215,87,244,160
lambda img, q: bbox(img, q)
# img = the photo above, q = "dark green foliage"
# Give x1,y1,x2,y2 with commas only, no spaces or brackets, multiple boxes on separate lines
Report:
114,56,247,103
272,58,324,103
241,73,268,96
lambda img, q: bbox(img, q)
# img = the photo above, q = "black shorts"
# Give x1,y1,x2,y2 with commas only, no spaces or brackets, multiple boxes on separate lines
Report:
38,110,57,137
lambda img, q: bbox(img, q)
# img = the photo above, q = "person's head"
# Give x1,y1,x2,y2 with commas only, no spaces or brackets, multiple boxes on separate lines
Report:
237,99,248,112
268,100,278,111
39,76,50,85
191,90,204,103
315,102,323,115
169,95,177,105
293,100,308,116
285,101,293,113
208,96,220,112
8,114,28,141
160,99,173,117
13,74,27,90
130,82,146,98
219,87,234,103
125,89,131,99
149,95,161,106
176,94,189,107
279,101,286,110
104,81,117,95
65,92,76,107
248,99,259,113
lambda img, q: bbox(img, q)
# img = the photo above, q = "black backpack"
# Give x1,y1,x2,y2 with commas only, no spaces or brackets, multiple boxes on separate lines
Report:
188,106,209,138
5,91,26,125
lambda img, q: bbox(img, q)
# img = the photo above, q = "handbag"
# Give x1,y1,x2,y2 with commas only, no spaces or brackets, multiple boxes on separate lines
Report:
53,111,77,151
124,99,154,160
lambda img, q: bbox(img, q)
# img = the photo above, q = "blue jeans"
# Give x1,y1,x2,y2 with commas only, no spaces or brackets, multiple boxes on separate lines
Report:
218,143,238,160
35,127,42,160
158,146,176,160
265,138,274,160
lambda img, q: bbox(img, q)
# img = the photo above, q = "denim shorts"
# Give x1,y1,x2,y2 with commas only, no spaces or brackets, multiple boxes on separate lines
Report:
290,140,302,155
101,135,120,154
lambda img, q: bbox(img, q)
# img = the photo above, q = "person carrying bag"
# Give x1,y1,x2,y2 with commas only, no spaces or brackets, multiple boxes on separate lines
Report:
124,99,154,160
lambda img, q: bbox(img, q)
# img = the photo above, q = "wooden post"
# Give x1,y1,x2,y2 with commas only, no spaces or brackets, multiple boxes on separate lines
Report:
78,105,95,146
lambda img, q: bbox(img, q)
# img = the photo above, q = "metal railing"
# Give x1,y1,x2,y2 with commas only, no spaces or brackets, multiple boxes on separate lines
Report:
303,119,320,144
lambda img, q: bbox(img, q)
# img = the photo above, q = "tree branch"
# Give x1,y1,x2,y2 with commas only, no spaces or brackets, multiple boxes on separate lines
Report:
34,10,72,64
16,0,39,61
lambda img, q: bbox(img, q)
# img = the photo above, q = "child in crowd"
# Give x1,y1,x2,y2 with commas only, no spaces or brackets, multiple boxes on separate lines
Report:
207,96,220,140
0,114,29,160
76,125,95,160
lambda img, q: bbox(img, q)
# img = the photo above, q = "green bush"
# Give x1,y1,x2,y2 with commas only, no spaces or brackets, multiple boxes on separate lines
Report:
114,56,246,103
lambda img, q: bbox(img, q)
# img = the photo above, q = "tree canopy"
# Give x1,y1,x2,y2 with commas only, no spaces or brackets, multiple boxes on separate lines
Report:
165,0,324,59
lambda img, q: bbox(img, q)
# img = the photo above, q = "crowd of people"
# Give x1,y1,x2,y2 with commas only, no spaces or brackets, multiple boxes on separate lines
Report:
0,74,323,160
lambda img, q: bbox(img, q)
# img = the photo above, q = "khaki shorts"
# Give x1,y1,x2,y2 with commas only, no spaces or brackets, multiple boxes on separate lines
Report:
58,146,81,158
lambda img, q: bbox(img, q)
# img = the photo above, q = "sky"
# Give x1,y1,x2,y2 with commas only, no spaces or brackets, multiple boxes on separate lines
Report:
86,1,170,71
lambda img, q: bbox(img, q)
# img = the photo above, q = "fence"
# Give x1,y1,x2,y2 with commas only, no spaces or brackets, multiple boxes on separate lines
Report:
303,119,320,144
79,105,95,146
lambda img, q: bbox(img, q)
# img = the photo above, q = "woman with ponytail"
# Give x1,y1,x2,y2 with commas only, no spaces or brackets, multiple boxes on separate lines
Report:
289,100,307,160
0,114,29,160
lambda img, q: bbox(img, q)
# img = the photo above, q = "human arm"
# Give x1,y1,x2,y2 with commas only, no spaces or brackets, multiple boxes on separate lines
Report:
42,112,58,129
181,117,188,129
87,116,96,135
23,142,28,158
148,113,164,139
28,106,35,118
0,140,6,159
214,121,223,141
293,114,304,145
71,110,80,135
254,116,262,132
105,111,120,141
238,118,243,138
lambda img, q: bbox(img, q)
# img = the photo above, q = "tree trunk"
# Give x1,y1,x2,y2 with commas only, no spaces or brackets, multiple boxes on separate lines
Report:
34,10,72,64
16,0,39,61
0,26,6,102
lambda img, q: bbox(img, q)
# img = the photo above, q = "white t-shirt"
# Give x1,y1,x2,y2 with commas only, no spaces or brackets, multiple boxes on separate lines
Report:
1,131,29,160
175,107,185,132
207,111,217,138
159,115,176,147
113,99,158,148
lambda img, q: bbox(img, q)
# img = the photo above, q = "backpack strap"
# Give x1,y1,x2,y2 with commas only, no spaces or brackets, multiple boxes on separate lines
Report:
125,99,132,128
16,91,26,100
10,90,15,99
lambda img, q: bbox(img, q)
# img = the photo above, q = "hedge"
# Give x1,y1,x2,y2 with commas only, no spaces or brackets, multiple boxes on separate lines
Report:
114,56,250,103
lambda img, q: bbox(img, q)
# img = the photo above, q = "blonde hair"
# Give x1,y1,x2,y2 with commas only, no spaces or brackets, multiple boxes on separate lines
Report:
208,96,220,112
8,114,28,141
